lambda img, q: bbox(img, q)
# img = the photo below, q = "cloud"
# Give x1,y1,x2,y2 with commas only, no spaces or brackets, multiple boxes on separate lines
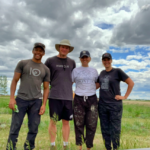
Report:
113,58,150,71
110,49,129,53
111,3,150,46
1,0,121,82
126,53,143,60
0,0,150,100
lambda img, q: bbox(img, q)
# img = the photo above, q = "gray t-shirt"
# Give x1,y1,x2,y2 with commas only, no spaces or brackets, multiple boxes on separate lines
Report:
98,68,129,104
15,59,50,100
45,56,76,100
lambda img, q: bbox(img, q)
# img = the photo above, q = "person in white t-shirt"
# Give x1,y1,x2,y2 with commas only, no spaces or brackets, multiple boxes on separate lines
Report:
72,50,98,150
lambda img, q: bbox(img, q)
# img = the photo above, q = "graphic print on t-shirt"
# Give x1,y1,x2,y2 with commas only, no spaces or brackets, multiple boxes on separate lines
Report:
101,75,110,90
76,70,97,91
56,65,69,68
30,67,41,76
72,67,98,96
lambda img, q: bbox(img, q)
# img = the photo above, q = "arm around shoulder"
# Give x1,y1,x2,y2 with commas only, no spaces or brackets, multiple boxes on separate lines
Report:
96,83,100,89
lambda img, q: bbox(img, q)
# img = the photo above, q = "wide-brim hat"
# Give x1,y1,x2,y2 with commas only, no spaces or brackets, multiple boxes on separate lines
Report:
55,39,74,53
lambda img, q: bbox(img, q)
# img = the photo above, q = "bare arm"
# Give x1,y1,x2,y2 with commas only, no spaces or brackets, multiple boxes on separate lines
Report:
9,72,21,110
96,83,100,89
39,81,49,115
115,78,134,100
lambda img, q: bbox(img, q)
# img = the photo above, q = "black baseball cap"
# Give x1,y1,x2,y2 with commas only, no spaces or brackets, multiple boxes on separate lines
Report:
79,50,90,58
33,43,45,52
102,53,112,60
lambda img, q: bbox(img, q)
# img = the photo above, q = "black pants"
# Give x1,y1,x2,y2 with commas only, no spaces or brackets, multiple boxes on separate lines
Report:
73,94,98,148
6,97,42,150
98,103,123,150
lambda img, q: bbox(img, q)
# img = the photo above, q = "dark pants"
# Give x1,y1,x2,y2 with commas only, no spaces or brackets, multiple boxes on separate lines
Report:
6,97,42,150
73,94,98,148
98,103,123,150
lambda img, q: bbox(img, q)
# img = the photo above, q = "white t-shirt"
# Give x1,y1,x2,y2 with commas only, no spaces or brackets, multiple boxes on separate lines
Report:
72,66,99,96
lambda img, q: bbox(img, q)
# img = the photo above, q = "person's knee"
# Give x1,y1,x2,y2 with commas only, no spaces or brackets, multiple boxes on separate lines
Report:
50,119,57,127
10,117,23,134
62,119,69,127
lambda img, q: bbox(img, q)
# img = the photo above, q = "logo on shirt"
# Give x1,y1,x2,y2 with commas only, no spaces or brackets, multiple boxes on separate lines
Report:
101,75,110,90
76,70,97,90
56,65,69,68
30,68,41,76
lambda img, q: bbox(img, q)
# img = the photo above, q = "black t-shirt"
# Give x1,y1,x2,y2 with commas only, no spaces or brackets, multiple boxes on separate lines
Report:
98,68,129,104
45,56,76,100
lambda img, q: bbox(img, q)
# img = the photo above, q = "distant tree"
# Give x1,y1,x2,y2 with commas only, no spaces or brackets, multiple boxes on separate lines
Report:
0,76,8,95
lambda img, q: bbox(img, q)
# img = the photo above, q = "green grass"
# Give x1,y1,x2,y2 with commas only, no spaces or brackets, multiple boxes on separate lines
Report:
0,96,150,149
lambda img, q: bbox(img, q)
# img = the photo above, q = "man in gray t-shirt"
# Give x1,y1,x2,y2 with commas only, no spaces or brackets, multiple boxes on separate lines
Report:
7,43,50,150
45,39,76,149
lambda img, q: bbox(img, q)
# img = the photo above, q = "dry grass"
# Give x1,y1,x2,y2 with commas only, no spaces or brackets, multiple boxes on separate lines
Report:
124,100,150,106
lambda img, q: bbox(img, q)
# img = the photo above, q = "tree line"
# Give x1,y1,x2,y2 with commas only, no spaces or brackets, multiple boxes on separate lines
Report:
0,76,8,95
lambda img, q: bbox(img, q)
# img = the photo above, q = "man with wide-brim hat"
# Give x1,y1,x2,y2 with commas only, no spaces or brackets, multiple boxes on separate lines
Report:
45,39,76,150
55,39,74,53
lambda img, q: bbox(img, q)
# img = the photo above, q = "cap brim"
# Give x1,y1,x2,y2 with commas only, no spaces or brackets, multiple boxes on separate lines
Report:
102,56,111,60
79,54,90,58
55,44,74,53
34,46,45,52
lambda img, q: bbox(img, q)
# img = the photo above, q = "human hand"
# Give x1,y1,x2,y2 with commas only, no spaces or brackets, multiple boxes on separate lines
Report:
9,98,16,110
39,105,46,115
115,95,126,100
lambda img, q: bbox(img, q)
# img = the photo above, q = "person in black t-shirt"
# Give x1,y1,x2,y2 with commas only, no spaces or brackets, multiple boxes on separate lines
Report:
96,53,134,150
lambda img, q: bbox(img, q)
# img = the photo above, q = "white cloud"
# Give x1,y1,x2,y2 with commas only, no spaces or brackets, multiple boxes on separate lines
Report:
126,53,143,60
110,49,129,53
113,58,149,71
141,4,150,10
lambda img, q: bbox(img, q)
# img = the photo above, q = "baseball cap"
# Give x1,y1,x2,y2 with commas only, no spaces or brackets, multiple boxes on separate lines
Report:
33,43,45,52
79,50,90,58
102,53,112,60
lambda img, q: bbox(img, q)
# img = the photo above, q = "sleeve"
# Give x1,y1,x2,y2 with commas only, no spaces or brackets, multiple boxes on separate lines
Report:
43,68,50,82
14,60,24,73
118,68,129,82
72,69,76,82
95,69,99,83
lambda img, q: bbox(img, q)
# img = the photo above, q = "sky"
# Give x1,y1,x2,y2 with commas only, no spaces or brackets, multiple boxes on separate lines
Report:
0,0,150,100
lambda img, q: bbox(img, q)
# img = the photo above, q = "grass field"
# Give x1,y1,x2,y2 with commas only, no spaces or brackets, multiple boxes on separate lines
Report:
0,96,150,150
